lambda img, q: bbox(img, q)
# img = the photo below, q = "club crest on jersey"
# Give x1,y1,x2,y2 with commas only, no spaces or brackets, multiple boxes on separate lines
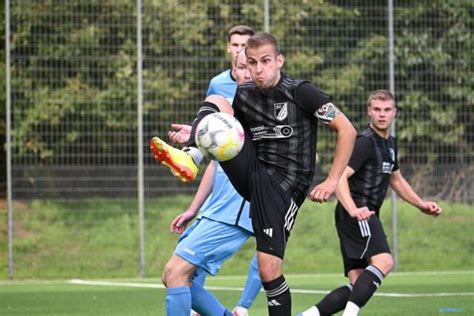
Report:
274,102,288,121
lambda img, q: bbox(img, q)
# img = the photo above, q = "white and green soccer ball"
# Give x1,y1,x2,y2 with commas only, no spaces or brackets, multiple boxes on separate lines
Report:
195,112,245,161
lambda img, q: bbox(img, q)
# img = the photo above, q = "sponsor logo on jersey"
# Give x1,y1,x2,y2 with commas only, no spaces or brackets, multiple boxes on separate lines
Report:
274,125,293,138
250,125,293,140
274,102,288,121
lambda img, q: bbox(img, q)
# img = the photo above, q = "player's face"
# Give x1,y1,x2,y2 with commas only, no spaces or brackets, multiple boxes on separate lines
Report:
246,44,284,91
227,34,251,61
368,99,397,133
233,51,251,85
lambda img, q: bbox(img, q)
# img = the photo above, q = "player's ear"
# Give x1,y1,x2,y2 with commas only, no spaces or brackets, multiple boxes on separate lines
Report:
277,54,284,68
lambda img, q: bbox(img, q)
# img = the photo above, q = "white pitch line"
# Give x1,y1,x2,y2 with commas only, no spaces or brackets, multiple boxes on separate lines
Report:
68,279,474,298
285,270,474,278
69,279,165,289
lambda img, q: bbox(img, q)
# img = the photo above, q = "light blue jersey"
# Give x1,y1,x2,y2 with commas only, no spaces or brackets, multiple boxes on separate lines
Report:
206,69,236,104
170,67,261,315
198,163,252,232
200,68,252,233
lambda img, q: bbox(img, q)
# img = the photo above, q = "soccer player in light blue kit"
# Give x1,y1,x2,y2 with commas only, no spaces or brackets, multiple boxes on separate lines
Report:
204,25,262,316
161,26,262,316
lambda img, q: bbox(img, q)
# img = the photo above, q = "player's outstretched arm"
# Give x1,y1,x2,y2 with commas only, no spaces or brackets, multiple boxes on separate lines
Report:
170,161,216,233
389,169,442,217
308,112,356,203
334,167,375,220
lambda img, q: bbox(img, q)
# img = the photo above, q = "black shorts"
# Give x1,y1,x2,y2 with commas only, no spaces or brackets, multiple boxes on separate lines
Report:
336,208,390,276
220,132,303,259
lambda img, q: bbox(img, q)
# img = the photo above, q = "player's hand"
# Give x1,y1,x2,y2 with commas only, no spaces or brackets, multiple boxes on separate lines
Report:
168,124,191,144
170,210,196,234
348,206,375,220
419,201,442,217
308,178,338,203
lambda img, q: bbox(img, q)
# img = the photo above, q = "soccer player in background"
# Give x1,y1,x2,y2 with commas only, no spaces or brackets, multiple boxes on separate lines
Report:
152,32,357,315
297,90,442,316
206,25,255,104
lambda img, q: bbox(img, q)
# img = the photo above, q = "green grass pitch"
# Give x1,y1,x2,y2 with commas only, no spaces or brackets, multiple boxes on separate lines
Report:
1,271,473,315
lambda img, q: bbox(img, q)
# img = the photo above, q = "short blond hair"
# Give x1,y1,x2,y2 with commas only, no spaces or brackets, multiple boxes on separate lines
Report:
367,90,395,107
228,25,255,42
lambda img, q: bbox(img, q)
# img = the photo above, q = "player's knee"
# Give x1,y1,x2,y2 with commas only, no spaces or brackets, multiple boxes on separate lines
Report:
162,260,178,286
257,258,282,282
371,253,394,275
162,259,194,287
384,255,395,274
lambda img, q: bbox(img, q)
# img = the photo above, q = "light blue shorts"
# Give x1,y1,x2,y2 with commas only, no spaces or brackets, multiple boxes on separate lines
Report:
175,217,253,275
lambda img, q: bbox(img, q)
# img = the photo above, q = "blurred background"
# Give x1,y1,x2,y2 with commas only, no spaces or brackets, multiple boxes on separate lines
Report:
1,0,472,279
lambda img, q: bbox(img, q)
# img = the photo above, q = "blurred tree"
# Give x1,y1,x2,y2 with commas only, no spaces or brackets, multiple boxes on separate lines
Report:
6,0,472,200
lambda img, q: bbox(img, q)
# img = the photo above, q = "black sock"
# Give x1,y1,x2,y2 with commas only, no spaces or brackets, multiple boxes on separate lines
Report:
316,284,353,315
347,265,384,308
188,101,220,147
262,275,291,316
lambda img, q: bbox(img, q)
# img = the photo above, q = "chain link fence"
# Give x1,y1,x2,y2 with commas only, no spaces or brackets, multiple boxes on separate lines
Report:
3,0,472,278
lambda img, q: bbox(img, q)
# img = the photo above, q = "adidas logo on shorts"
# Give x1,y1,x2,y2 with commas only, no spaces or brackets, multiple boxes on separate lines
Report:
263,228,273,237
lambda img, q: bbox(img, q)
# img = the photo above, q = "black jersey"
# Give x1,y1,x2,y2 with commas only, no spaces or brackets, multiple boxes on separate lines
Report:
232,74,331,198
336,126,399,221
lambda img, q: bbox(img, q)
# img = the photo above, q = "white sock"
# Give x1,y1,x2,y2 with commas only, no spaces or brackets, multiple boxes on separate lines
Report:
300,305,320,316
184,146,204,165
342,301,360,316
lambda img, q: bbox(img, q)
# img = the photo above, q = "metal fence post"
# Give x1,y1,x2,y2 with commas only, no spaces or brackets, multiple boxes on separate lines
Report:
137,0,146,278
264,0,270,32
5,0,14,280
388,0,398,271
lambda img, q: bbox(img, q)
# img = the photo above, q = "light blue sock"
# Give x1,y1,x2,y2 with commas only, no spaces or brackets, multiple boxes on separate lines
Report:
166,286,191,316
191,281,232,315
235,254,262,309
192,268,207,287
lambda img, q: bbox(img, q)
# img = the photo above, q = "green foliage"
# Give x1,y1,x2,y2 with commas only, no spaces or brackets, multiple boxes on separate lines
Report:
392,1,473,164
5,1,472,199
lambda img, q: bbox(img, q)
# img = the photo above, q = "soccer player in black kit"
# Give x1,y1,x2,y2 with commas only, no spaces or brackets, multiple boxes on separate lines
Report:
151,32,357,316
298,90,443,316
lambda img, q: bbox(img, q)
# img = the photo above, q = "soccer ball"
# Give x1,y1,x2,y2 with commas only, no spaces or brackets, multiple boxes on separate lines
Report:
195,112,245,161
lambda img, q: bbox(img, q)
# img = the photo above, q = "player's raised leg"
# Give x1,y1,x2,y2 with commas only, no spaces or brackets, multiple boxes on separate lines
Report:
150,137,199,182
150,95,233,182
